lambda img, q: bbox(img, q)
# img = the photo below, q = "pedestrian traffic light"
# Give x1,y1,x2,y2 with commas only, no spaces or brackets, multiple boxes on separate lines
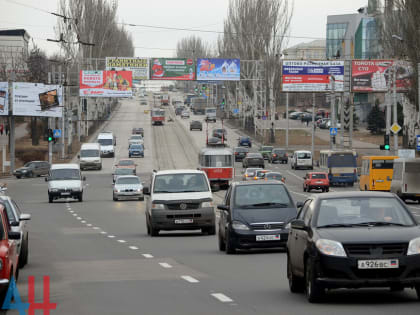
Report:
221,98,225,105
194,87,198,92
380,134,390,150
47,129,53,143
202,85,206,90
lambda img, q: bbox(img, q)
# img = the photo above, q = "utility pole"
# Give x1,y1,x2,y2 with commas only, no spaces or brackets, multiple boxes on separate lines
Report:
392,64,398,152
286,92,289,150
386,90,391,156
311,93,315,158
8,73,15,173
330,76,336,150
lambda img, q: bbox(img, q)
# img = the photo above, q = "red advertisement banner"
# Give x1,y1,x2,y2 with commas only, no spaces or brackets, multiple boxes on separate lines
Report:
79,70,133,97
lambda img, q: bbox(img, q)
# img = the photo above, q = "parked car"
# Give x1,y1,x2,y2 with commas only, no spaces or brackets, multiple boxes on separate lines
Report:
128,144,144,158
259,146,274,161
238,136,252,147
13,161,50,179
115,159,136,175
217,181,298,253
271,148,288,164
300,113,313,122
132,128,144,136
113,167,135,183
113,175,144,201
319,119,330,129
289,112,303,120
181,110,190,119
242,168,263,181
212,128,227,139
190,120,203,131
287,191,420,302
303,172,329,192
264,172,286,183
242,153,265,169
234,147,249,162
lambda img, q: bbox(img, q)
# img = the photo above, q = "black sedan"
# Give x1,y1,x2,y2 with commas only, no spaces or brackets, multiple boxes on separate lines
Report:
234,147,249,162
132,128,144,136
287,191,420,303
190,120,202,131
242,152,265,169
217,181,298,254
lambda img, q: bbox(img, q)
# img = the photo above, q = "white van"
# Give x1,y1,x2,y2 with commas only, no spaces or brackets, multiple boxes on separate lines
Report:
97,132,115,157
79,143,101,170
143,170,215,236
46,164,85,203
390,158,420,202
291,150,313,170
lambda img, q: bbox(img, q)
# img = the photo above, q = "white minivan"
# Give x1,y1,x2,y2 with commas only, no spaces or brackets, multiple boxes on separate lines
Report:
390,158,420,202
46,164,85,203
97,132,115,157
79,143,102,170
291,150,313,170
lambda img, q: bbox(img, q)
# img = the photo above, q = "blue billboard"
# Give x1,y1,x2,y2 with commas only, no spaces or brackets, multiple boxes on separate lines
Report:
196,58,240,81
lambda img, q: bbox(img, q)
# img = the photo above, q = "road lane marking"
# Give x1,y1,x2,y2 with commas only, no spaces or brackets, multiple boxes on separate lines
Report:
72,213,77,216
286,170,304,181
181,275,199,283
117,240,126,243
159,262,172,269
76,217,82,220
289,190,309,198
100,231,107,234
129,246,139,250
211,293,233,303
86,224,92,227
108,235,115,238
93,227,100,230
81,220,86,223
142,254,153,258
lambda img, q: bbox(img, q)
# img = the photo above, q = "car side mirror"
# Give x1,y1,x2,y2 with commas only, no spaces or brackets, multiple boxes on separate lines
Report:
19,213,31,221
8,231,20,240
296,201,304,208
143,187,150,195
83,176,86,181
45,177,48,182
217,205,229,211
290,219,307,231
77,155,80,159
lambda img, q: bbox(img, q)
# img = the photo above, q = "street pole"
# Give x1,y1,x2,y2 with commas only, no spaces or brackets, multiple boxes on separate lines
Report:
286,92,289,150
311,93,315,159
60,64,65,159
48,117,52,164
392,64,398,152
386,91,391,156
330,76,336,150
340,95,344,148
8,79,14,173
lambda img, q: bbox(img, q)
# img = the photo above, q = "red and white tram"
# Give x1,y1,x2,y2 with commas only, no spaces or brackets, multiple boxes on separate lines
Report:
199,147,234,189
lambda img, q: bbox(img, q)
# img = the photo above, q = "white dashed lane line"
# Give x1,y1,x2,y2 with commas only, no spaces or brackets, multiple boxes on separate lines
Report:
159,262,172,269
181,275,199,283
81,220,86,223
142,254,153,258
108,235,115,238
211,293,234,303
117,240,126,243
129,246,139,250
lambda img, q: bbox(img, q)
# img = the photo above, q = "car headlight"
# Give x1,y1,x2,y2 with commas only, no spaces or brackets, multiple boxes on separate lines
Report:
316,239,346,257
152,203,165,210
137,188,142,192
22,170,27,173
285,223,291,230
407,237,420,255
231,221,250,231
202,201,213,208
51,188,59,192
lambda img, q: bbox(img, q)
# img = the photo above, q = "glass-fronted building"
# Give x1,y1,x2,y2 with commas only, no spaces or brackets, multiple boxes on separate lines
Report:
326,23,348,59
354,17,380,59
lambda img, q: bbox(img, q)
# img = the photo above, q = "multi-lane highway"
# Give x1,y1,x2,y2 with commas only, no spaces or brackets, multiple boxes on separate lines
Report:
5,94,420,314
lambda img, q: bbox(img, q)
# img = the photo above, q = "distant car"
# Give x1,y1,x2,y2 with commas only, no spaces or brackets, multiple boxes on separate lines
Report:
190,120,203,131
212,128,227,139
207,137,226,146
132,128,144,136
115,159,136,174
259,146,274,161
242,153,265,169
289,112,303,120
128,144,144,158
181,111,190,119
175,107,185,115
303,172,329,192
113,167,135,183
113,175,144,201
13,161,50,178
326,120,341,129
271,148,288,164
128,135,144,147
234,147,249,162
253,169,270,180
300,113,313,122
242,168,263,181
238,136,252,147
264,172,286,183
319,119,330,129
140,100,148,105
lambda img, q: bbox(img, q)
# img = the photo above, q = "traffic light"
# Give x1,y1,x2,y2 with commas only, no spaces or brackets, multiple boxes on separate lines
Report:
221,98,225,106
194,87,198,92
380,134,390,150
202,85,206,90
47,129,53,143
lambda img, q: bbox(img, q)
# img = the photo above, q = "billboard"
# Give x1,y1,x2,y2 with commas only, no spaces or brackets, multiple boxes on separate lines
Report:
196,58,240,81
79,70,133,97
0,82,8,116
352,60,412,92
282,60,344,92
150,58,195,80
12,83,63,117
105,57,149,82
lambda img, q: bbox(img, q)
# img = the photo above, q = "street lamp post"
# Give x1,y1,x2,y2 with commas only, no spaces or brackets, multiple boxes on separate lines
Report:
330,75,336,150
311,93,315,159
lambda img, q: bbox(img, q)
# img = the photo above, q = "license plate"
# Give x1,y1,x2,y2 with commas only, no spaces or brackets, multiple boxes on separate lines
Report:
61,192,71,196
316,181,323,184
256,235,280,241
333,174,340,177
358,259,399,269
174,219,193,224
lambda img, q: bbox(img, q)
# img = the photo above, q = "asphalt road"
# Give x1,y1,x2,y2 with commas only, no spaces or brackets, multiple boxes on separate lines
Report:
4,94,420,314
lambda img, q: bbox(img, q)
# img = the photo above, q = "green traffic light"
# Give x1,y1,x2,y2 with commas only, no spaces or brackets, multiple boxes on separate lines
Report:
384,144,390,150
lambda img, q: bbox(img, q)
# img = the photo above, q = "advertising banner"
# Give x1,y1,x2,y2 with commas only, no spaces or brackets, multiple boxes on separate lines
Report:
0,82,8,116
12,82,63,117
150,58,195,80
196,58,240,81
352,60,412,92
282,60,344,92
106,57,149,82
79,70,133,97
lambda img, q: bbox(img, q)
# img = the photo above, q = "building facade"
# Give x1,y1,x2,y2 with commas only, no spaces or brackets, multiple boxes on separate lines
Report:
0,29,30,79
282,40,326,60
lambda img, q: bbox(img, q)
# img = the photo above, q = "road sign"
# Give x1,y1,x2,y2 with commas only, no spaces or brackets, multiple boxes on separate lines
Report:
330,127,338,136
390,123,401,134
398,149,415,159
53,129,61,138
262,116,267,121
417,135,420,151
232,108,239,114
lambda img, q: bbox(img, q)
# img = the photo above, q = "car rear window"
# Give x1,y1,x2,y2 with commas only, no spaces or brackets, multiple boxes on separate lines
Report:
311,174,326,179
247,153,262,158
116,177,140,185
119,160,134,166
235,148,248,152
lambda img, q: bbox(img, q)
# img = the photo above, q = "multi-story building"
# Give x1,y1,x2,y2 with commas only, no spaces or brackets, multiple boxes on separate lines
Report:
0,29,30,79
282,40,326,60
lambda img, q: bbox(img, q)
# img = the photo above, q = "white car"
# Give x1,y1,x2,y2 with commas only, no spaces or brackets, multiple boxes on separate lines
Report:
113,175,144,201
181,111,190,119
128,135,144,147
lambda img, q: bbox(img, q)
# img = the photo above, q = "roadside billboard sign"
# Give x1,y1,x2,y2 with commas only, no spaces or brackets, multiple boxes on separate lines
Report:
150,58,195,80
0,82,8,116
351,60,412,92
196,58,240,81
105,57,149,82
12,82,63,117
282,60,344,92
79,70,133,97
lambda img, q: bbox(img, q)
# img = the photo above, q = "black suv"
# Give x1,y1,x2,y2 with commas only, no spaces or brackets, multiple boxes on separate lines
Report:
242,153,264,169
13,161,50,178
271,148,288,164
234,147,249,162
217,181,297,254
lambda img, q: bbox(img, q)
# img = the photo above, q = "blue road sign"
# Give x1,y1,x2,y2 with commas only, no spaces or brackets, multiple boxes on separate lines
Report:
232,108,239,114
262,116,267,120
53,129,61,138
330,127,338,136
416,135,420,151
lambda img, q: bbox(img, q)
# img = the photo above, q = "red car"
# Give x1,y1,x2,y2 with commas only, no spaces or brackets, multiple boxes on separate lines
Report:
303,172,329,192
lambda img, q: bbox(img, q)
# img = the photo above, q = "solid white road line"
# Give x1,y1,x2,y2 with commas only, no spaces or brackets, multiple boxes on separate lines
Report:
117,240,126,243
108,235,115,238
181,275,199,283
72,213,77,216
142,254,153,258
211,293,233,303
129,246,139,250
93,227,100,230
159,262,172,269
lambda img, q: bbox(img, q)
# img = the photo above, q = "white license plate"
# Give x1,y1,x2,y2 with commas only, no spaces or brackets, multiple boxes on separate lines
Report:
174,219,193,224
358,259,399,269
256,235,280,241
316,181,323,184
61,192,71,196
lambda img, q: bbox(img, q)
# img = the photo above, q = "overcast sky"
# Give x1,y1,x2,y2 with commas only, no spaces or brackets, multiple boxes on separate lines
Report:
3,0,369,58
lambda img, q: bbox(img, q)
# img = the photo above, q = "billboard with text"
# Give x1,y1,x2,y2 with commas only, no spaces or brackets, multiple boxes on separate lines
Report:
150,58,195,80
0,82,8,116
79,70,133,97
196,58,240,81
106,57,149,82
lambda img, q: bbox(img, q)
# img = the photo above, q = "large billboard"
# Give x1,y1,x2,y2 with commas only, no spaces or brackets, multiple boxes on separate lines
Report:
282,60,344,92
106,57,149,82
150,58,195,80
12,83,63,117
352,60,412,92
79,70,133,97
0,82,8,116
196,58,240,81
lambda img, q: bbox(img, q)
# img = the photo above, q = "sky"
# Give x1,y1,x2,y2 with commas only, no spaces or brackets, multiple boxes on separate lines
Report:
2,0,370,58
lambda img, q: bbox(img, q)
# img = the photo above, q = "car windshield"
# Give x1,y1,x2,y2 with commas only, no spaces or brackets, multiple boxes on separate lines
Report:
247,153,262,158
372,159,394,169
329,153,356,167
130,145,143,150
80,149,99,158
50,169,80,180
316,197,415,228
202,154,232,167
235,148,248,153
118,160,134,166
297,152,311,159
98,138,112,146
240,137,249,141
2,200,17,223
266,173,284,180
261,146,273,151
115,169,133,175
130,135,142,140
116,177,140,185
234,184,293,208
153,174,209,193
311,173,326,179
273,149,285,154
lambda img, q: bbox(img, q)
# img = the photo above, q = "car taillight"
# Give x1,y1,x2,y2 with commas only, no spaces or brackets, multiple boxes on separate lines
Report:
234,152,238,155
282,178,285,183
254,177,258,180
273,154,277,157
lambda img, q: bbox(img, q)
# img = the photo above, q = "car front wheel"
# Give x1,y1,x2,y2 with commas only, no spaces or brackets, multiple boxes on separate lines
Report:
225,232,236,254
305,259,325,303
